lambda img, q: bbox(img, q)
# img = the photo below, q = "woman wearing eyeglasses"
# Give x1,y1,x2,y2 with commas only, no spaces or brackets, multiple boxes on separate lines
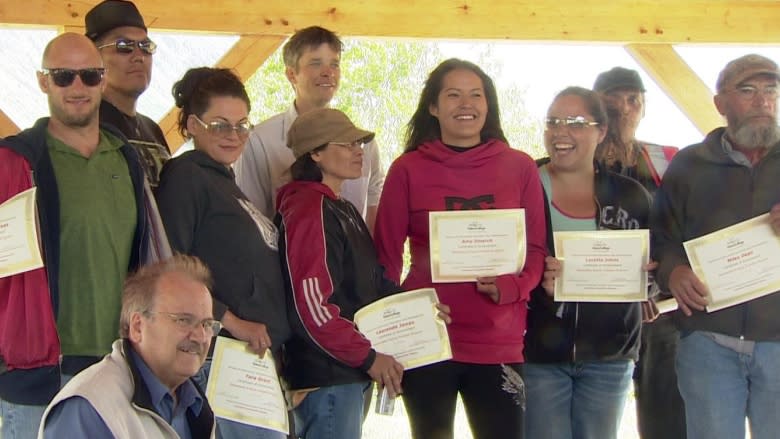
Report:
373,59,547,439
155,67,290,439
523,87,652,439
274,108,419,439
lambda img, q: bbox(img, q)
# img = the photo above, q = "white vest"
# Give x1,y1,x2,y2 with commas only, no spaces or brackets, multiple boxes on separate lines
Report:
38,340,215,439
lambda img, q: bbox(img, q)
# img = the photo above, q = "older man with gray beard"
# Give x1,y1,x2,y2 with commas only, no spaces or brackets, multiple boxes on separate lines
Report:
651,54,780,439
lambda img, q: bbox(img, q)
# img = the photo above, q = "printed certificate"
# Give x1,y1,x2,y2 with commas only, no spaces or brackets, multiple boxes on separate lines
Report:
0,188,43,278
684,213,780,312
429,209,526,283
354,288,451,370
206,337,289,434
553,230,649,302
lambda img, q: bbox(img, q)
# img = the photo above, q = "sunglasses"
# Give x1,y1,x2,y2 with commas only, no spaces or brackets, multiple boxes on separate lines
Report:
97,38,157,55
545,116,600,130
40,68,105,87
193,115,252,138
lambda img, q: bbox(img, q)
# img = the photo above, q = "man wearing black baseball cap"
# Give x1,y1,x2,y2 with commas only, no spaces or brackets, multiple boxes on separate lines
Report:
593,66,684,439
86,0,170,187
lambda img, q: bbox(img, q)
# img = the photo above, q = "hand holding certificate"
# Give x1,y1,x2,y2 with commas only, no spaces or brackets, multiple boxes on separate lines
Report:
0,188,43,278
205,336,289,434
684,213,780,312
429,209,526,283
553,230,649,302
354,288,451,370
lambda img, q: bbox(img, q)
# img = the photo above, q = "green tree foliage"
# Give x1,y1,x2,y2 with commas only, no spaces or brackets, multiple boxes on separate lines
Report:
244,38,546,169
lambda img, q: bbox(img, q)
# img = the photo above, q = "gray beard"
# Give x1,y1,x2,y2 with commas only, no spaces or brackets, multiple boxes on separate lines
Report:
732,123,780,150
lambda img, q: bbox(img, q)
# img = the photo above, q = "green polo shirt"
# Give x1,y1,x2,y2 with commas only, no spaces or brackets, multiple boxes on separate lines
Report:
47,130,137,357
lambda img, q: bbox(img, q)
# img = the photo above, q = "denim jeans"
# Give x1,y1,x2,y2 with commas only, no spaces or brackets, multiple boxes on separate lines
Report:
293,381,370,439
0,374,73,439
192,359,287,439
524,360,634,439
676,331,780,439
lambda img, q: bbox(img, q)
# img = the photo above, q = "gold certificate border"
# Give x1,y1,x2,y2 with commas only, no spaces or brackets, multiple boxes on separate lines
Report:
0,188,44,278
206,336,289,433
355,288,452,370
683,213,780,312
429,209,526,283
553,229,649,302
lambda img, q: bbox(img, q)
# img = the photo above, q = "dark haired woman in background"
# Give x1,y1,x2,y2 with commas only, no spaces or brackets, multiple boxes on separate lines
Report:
523,86,651,439
155,67,289,439
373,58,547,439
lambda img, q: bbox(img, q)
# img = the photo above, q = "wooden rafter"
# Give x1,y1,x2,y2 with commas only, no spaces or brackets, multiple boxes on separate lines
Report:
626,44,722,135
4,1,780,43
159,34,286,151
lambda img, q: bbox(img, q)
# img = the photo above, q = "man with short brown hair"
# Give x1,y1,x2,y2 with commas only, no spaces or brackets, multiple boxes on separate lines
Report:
234,26,384,232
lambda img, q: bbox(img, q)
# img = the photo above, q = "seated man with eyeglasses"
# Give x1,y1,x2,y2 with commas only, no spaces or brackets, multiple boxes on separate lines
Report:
40,255,218,439
86,0,171,187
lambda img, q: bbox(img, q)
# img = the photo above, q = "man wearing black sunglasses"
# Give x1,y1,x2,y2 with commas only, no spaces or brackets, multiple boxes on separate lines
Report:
0,32,155,439
85,0,170,188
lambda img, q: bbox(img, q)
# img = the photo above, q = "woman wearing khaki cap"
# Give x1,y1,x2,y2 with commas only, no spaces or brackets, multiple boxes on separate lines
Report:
275,108,447,439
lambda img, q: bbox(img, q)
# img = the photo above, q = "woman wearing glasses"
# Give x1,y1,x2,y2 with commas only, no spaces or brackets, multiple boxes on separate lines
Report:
373,59,547,439
275,108,416,439
523,87,651,439
155,67,290,439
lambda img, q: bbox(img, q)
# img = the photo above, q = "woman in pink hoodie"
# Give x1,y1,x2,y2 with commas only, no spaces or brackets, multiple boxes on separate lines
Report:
374,58,547,439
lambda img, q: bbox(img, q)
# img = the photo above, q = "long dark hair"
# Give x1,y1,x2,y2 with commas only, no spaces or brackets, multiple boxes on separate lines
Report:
404,58,506,152
171,67,250,138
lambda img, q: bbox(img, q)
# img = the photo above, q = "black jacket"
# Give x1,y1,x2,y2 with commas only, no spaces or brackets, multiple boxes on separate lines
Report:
525,160,651,363
155,150,291,349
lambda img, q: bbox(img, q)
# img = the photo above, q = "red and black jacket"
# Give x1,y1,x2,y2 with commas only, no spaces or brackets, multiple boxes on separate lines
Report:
275,181,397,389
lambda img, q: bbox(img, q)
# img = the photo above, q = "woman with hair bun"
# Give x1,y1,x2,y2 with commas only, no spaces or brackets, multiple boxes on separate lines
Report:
155,67,290,439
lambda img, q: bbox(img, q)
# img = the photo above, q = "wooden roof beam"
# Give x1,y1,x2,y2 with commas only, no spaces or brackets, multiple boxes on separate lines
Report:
0,108,20,137
4,0,780,43
160,34,286,151
626,43,722,135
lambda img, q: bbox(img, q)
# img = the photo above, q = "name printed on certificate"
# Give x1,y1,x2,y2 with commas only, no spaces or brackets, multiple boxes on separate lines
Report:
684,213,780,312
553,230,649,303
429,209,526,283
354,288,451,370
206,336,289,434
0,187,43,279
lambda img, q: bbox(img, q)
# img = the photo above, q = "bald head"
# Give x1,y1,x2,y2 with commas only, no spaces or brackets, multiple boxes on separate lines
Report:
42,33,103,69
38,33,105,133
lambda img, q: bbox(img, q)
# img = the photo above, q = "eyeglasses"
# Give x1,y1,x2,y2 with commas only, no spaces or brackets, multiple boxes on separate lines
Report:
97,38,157,55
145,311,223,334
329,141,365,151
193,115,253,138
40,68,105,87
729,85,779,101
545,116,600,131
